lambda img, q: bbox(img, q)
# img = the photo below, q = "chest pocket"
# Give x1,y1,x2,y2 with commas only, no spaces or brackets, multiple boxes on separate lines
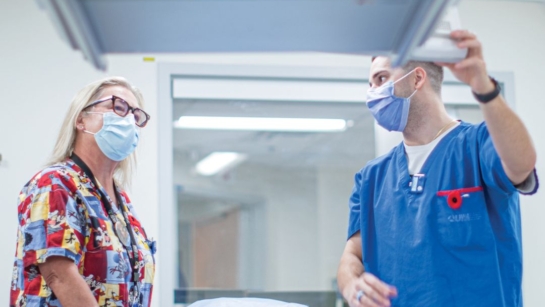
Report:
434,187,494,250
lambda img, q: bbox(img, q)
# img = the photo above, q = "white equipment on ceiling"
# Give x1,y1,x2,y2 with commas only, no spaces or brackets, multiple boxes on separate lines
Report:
35,0,465,70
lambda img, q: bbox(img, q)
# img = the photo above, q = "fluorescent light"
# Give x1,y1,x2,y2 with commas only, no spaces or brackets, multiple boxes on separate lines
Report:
195,152,247,176
174,116,347,132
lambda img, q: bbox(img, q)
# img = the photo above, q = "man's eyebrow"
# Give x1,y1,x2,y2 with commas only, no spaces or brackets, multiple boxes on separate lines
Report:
371,69,389,80
369,69,389,86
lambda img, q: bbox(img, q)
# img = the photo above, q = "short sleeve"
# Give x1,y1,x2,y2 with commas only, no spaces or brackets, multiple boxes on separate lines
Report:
477,123,538,196
18,171,86,268
515,169,539,195
347,171,363,240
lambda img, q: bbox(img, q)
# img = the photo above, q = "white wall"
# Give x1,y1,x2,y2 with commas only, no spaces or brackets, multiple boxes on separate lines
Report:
2,0,545,306
316,166,354,290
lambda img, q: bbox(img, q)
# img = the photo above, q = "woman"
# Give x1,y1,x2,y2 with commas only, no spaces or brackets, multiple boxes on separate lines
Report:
10,77,156,307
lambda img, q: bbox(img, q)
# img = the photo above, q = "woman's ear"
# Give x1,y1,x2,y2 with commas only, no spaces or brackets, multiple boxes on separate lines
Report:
414,67,427,90
75,113,85,131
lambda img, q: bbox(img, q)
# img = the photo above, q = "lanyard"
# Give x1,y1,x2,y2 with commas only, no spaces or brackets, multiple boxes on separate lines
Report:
70,154,141,289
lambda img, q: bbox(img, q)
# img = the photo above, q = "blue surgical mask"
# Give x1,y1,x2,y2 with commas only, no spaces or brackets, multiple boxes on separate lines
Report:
84,112,139,161
366,69,417,132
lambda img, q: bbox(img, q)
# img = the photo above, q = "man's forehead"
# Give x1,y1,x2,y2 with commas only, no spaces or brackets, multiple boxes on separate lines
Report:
370,57,392,74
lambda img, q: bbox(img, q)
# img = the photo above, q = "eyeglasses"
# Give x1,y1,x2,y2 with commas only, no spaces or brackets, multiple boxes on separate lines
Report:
83,95,150,127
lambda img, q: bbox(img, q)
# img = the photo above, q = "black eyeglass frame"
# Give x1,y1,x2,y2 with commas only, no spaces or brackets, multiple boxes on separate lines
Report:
83,95,151,127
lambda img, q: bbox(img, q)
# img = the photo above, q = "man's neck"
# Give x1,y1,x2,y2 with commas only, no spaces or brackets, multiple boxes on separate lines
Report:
403,97,455,146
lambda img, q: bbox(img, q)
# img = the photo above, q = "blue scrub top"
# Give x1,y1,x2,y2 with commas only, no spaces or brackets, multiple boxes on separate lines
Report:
348,122,538,307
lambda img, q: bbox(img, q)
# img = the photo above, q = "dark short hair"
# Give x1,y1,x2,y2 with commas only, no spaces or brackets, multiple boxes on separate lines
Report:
402,61,444,94
371,57,444,94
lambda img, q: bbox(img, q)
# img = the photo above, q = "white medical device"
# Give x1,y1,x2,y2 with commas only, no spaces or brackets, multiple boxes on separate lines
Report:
410,6,468,63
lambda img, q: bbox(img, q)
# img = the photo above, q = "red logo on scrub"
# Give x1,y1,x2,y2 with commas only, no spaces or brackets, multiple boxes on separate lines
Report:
447,191,462,210
437,187,483,210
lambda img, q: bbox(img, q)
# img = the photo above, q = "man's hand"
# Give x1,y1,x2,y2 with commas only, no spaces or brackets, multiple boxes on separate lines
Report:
343,272,397,307
437,30,495,94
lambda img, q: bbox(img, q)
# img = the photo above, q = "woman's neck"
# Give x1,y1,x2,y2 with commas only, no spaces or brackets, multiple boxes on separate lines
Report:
72,145,118,196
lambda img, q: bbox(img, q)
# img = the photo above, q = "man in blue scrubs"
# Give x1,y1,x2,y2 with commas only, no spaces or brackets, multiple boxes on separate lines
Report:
337,30,538,307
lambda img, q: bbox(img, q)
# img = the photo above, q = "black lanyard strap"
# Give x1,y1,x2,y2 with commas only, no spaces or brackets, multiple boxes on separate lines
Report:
70,154,141,287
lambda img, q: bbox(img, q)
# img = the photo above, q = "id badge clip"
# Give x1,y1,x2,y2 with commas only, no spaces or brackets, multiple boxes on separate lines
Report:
409,174,426,194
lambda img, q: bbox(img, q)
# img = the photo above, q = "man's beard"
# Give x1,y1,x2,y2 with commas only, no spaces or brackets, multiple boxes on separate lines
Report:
405,95,426,134
394,82,423,133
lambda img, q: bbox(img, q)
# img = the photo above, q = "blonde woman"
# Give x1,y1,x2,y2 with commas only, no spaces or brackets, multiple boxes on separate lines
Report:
10,77,156,307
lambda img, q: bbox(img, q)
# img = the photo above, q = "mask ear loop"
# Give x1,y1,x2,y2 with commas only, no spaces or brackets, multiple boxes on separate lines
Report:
394,68,419,99
81,110,105,135
407,89,418,99
393,68,418,85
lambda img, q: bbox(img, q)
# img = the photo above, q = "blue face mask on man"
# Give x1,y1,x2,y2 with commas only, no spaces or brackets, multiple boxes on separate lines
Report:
366,69,418,132
84,112,139,161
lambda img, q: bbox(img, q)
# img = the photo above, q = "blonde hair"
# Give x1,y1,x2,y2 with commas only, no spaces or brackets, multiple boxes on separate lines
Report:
47,76,145,189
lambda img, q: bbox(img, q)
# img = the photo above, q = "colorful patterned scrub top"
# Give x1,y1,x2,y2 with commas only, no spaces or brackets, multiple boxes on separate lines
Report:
10,159,156,307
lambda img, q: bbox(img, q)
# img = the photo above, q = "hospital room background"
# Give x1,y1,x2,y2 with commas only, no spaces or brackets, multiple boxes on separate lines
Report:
1,0,545,306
